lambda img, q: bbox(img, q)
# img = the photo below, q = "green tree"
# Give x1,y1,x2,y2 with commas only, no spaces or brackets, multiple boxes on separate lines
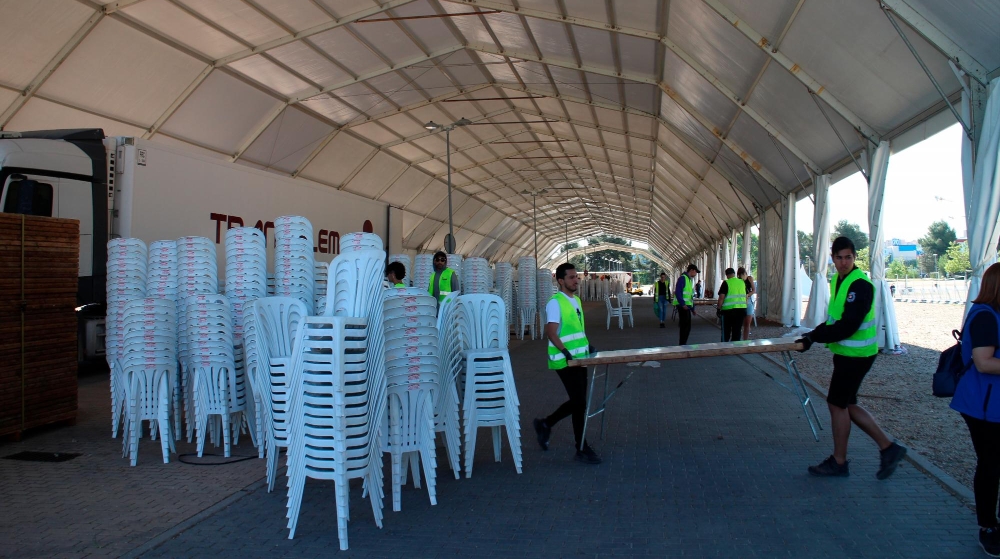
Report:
832,220,869,251
797,230,813,269
918,221,957,263
734,232,759,276
583,235,634,273
560,241,580,253
943,241,971,277
856,246,870,272
917,253,937,275
888,259,908,279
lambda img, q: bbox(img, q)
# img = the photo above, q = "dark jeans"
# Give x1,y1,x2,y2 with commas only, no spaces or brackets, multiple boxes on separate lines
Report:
545,366,588,447
657,295,667,322
722,309,746,342
963,413,1000,528
678,307,692,345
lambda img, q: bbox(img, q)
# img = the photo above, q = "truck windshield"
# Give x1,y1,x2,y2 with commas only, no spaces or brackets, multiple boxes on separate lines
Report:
3,179,53,217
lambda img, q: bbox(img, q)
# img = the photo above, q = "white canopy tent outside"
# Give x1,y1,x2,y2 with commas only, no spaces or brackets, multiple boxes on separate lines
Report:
781,192,800,327
804,175,832,328
868,141,902,352
0,0,996,325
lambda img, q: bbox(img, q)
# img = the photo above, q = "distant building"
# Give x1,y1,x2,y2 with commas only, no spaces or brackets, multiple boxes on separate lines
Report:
887,238,920,262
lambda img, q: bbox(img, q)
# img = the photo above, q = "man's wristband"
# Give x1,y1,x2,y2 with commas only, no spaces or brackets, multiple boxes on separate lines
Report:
561,348,574,361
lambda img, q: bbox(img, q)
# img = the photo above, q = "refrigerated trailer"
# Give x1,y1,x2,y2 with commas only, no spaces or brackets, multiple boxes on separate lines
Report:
0,129,403,362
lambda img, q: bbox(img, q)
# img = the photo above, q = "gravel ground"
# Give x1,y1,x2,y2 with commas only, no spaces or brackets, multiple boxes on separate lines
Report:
748,303,974,491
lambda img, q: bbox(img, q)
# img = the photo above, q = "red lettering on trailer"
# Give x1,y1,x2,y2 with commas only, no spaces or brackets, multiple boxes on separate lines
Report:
210,213,228,243
363,220,373,233
227,215,244,229
211,213,364,253
317,229,328,254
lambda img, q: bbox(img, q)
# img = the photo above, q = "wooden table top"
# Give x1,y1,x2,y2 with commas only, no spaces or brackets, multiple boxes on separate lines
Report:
569,337,803,366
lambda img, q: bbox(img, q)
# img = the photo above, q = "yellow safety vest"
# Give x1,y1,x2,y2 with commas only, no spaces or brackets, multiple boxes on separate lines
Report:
546,293,589,370
826,268,877,357
721,277,747,310
428,268,455,301
673,275,693,307
393,282,406,288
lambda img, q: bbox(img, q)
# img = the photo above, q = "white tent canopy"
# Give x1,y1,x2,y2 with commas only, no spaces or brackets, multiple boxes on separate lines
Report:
804,175,831,328
963,78,1000,313
0,0,997,324
868,141,901,351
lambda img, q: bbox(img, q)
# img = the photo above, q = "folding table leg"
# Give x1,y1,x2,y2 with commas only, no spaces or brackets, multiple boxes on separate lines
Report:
782,351,823,441
580,366,597,452
600,365,610,440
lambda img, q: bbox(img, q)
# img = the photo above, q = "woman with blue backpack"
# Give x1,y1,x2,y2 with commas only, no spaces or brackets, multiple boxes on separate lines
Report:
952,262,1000,557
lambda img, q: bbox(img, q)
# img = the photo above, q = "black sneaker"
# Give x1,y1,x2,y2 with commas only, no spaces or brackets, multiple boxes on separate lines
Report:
533,418,551,451
980,526,1000,557
574,444,602,465
876,442,907,480
808,455,849,477
659,322,665,328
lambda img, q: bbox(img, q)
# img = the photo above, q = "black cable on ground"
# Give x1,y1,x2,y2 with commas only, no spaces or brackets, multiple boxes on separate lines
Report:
177,453,258,466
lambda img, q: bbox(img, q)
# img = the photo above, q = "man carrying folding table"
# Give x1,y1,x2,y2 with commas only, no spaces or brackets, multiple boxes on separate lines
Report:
533,262,601,465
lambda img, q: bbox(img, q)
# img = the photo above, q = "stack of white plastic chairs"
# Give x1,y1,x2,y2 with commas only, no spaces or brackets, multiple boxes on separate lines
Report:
176,236,218,442
383,289,439,511
516,256,537,340
120,297,177,466
287,244,387,547
183,294,240,457
447,254,464,286
462,257,491,294
106,238,147,438
273,216,314,309
146,241,178,303
389,254,412,286
413,253,434,293
284,315,380,548
248,297,307,492
536,269,554,324
451,295,521,477
494,262,514,331
224,227,267,450
313,260,328,314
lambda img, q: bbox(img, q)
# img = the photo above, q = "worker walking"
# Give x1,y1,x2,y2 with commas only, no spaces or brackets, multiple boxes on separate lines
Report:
716,268,747,342
385,261,407,288
656,272,669,328
533,262,601,465
427,251,461,302
796,236,907,478
674,264,698,345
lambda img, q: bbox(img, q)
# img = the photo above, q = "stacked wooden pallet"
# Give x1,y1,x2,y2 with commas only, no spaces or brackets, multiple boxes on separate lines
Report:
0,214,80,439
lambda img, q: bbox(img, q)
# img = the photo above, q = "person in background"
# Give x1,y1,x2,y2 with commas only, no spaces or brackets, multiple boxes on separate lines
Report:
386,261,406,288
796,236,906,479
533,262,601,465
950,262,1000,557
428,251,461,301
716,268,747,342
695,279,703,299
740,267,755,340
674,264,698,345
656,272,669,328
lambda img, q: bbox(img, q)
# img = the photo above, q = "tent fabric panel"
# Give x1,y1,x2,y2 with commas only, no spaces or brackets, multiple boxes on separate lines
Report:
660,49,742,134
481,11,536,54
121,0,243,60
158,71,283,153
902,0,1000,71
0,1,95,90
524,17,574,62
712,0,801,45
178,0,287,46
38,17,206,128
379,168,429,207
266,41,355,90
405,180,448,215
724,112,807,191
308,27,387,76
6,97,147,139
341,151,408,196
568,27,617,72
351,121,405,146
228,54,313,98
240,107,334,173
249,0,333,33
298,132,377,185
779,0,959,134
655,102,722,163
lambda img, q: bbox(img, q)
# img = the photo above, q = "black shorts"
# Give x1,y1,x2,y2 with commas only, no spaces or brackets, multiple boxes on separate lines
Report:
827,354,877,409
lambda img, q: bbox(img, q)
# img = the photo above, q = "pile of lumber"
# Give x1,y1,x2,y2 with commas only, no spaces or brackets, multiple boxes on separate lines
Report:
0,214,79,438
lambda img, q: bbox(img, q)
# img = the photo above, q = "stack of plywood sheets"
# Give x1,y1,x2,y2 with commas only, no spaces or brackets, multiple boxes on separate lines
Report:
0,213,80,439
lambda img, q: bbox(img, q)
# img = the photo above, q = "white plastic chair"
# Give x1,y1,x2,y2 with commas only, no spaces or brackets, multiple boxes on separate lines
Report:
605,296,623,330
462,349,521,477
619,292,634,327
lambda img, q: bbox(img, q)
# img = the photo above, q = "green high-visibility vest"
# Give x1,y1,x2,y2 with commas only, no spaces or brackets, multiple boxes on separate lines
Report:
721,277,747,310
393,282,406,288
547,293,589,370
673,275,693,307
826,268,877,357
428,268,455,301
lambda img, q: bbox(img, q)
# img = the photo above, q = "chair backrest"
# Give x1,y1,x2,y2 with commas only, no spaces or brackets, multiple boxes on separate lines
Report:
453,294,507,350
252,297,308,362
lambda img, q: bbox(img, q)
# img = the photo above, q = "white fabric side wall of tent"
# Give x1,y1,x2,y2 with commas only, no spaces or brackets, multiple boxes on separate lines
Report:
781,193,800,327
804,175,832,328
963,78,1000,315
712,242,723,297
869,141,901,351
742,221,753,275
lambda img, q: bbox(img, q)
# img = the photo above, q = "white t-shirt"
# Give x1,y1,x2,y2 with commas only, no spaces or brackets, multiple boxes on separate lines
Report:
545,292,582,325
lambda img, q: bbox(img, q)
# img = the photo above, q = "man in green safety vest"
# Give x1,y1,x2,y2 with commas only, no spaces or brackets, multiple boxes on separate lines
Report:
428,251,461,302
673,263,698,345
533,262,601,465
385,261,407,288
716,267,746,342
796,236,907,479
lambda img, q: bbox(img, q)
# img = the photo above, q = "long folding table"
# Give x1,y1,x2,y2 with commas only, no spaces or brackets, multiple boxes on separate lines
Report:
568,338,823,450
